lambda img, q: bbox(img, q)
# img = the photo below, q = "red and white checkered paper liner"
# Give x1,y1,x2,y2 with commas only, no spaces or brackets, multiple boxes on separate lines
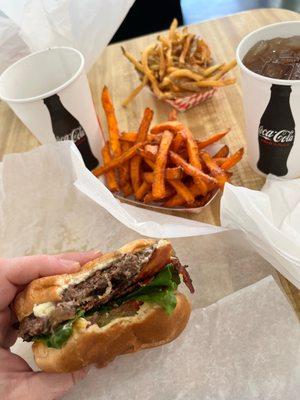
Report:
164,88,217,112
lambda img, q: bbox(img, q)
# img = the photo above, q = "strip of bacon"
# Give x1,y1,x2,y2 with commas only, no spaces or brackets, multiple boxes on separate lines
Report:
171,257,195,293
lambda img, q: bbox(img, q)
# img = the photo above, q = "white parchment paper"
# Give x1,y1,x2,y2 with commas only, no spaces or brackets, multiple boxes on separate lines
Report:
0,141,224,258
0,141,296,299
222,177,300,288
1,142,299,398
1,141,298,288
0,0,134,72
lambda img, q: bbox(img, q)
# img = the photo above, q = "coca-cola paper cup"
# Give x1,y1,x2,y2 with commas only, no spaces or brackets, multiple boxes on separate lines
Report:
236,22,300,178
0,47,103,170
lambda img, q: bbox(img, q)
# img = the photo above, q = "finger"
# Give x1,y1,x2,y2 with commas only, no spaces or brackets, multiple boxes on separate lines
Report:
1,309,19,349
55,250,102,266
2,327,18,349
4,255,83,286
0,308,11,346
19,369,87,400
0,255,82,309
0,348,32,372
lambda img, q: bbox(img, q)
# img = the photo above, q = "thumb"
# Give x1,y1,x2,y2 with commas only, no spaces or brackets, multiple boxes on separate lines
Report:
13,369,87,400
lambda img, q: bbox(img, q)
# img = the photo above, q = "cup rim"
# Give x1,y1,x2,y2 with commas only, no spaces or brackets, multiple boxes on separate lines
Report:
0,46,85,103
236,21,300,86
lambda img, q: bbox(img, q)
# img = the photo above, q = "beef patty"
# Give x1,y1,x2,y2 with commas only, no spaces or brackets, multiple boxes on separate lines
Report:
19,246,155,341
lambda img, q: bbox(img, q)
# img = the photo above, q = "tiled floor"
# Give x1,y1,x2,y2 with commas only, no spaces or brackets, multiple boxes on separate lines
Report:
181,0,300,24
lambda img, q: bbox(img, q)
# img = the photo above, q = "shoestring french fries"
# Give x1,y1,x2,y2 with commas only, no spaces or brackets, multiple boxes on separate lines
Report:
94,87,244,209
121,18,237,105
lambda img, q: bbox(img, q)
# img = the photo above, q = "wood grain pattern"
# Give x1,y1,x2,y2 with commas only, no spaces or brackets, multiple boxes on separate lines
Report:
0,8,299,315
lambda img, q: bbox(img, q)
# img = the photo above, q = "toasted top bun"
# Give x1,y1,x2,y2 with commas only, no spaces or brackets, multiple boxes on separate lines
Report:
33,292,191,372
14,239,173,321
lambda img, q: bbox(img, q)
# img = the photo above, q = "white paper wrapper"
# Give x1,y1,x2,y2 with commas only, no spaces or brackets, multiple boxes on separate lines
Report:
11,277,300,400
221,177,300,288
1,142,299,286
0,142,224,258
0,0,134,72
0,142,298,282
2,142,300,398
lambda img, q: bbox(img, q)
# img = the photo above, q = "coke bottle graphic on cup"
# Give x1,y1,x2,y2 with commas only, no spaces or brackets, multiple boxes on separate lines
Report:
257,84,295,176
44,94,99,170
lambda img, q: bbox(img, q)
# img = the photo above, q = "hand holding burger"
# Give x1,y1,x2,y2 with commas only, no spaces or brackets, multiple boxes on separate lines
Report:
0,251,101,400
14,239,193,373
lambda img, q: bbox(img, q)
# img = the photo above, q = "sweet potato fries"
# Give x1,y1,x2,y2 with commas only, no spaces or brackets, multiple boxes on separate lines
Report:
94,87,244,209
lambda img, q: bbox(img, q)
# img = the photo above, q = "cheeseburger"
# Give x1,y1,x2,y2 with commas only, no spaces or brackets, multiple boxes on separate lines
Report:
14,239,193,372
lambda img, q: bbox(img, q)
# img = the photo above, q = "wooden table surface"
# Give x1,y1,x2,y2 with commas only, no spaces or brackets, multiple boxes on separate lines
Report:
0,8,299,316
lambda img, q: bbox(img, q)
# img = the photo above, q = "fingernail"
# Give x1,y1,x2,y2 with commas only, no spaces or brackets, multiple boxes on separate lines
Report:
59,259,81,271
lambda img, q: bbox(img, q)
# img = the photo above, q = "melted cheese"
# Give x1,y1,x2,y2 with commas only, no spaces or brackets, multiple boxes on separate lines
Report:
33,302,56,318
157,239,168,248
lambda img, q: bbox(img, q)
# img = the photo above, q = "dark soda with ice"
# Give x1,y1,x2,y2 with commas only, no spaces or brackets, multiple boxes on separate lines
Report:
243,36,300,80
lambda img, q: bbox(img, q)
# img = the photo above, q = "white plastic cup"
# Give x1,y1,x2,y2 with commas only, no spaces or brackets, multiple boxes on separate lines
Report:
236,22,300,179
0,47,103,170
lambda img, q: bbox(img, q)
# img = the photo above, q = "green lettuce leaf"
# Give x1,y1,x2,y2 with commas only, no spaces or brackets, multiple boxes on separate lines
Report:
33,310,84,349
120,264,179,314
131,287,177,315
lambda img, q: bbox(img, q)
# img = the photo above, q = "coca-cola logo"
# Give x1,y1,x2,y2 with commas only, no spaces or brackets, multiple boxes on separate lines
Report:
258,125,294,144
55,126,86,143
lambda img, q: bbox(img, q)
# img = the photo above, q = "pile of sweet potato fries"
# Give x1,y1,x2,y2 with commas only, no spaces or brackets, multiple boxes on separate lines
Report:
93,87,244,208
121,18,237,105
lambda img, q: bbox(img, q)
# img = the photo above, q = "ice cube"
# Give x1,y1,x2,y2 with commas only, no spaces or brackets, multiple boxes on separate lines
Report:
285,35,300,50
243,40,268,65
291,63,300,80
278,49,297,64
251,40,269,57
262,62,295,79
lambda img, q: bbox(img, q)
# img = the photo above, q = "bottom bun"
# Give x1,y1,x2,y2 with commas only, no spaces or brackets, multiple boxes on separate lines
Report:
33,292,191,372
